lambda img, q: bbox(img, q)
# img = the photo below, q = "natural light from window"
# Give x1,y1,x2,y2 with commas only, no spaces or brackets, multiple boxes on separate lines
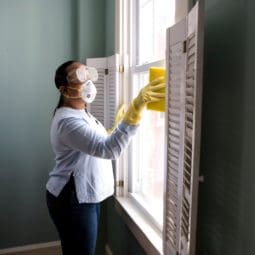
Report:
138,0,175,65
130,0,175,229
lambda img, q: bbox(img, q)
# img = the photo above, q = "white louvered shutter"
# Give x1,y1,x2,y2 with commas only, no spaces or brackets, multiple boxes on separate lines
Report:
105,55,123,196
105,54,120,130
86,55,122,195
86,57,108,126
86,55,120,128
163,2,204,255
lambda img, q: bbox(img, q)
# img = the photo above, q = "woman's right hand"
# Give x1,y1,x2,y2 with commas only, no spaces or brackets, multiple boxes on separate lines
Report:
123,77,165,125
133,77,165,111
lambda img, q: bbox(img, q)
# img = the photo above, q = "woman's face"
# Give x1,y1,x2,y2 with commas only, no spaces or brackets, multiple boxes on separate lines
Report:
58,62,84,100
59,62,98,105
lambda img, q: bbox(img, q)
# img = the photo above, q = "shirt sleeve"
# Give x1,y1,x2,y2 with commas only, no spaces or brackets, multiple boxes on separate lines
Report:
58,117,138,160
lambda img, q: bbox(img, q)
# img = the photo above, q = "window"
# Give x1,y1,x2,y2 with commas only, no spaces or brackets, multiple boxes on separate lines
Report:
114,1,204,254
128,0,175,229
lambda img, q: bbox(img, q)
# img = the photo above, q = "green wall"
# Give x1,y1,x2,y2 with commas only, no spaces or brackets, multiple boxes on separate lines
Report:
0,0,106,249
78,0,106,60
105,0,115,56
197,0,255,254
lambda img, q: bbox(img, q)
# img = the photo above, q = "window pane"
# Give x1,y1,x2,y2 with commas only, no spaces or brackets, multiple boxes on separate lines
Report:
138,0,175,65
132,72,165,226
138,0,154,65
130,0,175,228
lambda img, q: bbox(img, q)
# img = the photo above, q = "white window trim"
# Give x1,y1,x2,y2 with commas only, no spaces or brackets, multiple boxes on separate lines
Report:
114,0,193,254
115,197,163,255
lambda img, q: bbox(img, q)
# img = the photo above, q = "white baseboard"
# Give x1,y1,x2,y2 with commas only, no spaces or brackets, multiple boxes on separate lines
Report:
105,244,113,255
0,241,61,255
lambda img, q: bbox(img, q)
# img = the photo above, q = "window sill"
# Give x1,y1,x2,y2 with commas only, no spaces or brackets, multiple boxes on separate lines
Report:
114,196,163,255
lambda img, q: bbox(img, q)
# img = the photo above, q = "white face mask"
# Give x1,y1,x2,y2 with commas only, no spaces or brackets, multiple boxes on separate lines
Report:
80,80,97,104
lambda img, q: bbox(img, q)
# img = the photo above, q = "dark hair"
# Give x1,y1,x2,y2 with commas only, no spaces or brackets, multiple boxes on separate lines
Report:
54,60,76,114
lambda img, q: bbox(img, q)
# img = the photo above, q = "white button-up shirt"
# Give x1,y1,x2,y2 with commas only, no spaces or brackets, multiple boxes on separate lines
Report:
46,107,138,203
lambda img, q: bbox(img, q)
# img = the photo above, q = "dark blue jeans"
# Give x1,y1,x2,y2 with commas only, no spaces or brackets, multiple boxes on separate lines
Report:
46,176,101,255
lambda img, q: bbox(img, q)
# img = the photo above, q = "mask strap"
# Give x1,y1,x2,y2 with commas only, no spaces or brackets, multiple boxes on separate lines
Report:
62,94,82,99
66,86,82,92
60,86,82,99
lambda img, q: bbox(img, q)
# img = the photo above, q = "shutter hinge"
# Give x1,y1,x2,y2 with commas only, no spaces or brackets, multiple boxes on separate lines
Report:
116,180,124,187
199,175,204,183
105,68,108,75
118,65,124,73
183,40,187,53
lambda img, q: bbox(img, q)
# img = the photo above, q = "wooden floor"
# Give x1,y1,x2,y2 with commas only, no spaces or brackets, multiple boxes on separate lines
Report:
0,246,62,255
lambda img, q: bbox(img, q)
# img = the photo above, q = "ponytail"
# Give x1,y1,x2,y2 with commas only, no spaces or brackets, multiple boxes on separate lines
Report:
53,95,64,116
53,60,77,116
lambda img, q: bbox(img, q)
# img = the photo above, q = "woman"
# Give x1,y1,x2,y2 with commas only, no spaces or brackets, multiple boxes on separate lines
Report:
46,60,165,255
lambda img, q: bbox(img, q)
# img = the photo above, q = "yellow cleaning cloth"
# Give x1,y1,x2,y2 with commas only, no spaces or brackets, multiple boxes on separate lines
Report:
146,67,166,112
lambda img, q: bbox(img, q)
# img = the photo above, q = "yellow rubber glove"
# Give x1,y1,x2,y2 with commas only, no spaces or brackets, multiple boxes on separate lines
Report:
123,77,165,125
107,103,128,134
